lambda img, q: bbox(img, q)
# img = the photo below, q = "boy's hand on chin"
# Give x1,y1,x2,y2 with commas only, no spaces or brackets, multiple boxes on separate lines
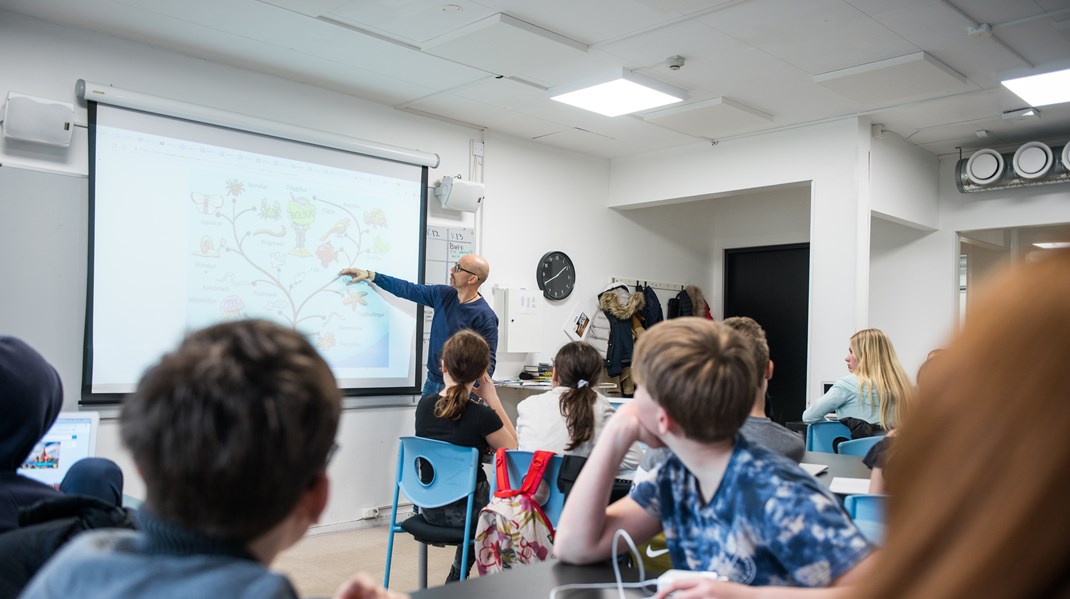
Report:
610,402,665,448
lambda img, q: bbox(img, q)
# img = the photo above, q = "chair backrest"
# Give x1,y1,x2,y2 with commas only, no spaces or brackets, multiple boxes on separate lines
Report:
837,435,885,457
805,421,852,453
395,436,480,509
844,493,887,522
490,450,566,526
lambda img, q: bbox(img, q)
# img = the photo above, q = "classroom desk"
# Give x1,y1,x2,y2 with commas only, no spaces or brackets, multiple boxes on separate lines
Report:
801,451,872,491
411,559,650,599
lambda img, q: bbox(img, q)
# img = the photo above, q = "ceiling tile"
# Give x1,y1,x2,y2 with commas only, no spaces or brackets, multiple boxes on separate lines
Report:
642,96,774,138
815,52,977,104
324,0,496,46
421,13,587,77
695,0,919,73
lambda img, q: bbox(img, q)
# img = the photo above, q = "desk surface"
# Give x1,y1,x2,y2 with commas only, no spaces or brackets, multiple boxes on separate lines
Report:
411,559,650,599
801,451,871,490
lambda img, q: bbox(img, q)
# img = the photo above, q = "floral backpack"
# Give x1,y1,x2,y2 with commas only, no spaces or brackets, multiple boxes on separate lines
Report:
473,449,556,575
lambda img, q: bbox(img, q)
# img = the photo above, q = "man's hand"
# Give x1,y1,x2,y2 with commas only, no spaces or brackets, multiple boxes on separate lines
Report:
333,573,408,599
339,268,375,284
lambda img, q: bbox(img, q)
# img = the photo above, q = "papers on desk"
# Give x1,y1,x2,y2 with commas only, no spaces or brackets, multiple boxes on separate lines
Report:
799,463,829,477
829,477,871,495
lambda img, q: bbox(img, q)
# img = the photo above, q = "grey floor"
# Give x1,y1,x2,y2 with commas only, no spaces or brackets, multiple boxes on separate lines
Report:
273,525,470,596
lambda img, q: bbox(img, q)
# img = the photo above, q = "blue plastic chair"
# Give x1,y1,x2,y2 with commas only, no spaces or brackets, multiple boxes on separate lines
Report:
805,421,852,453
837,435,885,457
490,450,566,527
384,436,481,589
844,494,887,544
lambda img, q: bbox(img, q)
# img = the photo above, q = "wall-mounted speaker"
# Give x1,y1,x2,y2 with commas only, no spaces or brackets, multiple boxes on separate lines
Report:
2,92,75,147
434,176,485,212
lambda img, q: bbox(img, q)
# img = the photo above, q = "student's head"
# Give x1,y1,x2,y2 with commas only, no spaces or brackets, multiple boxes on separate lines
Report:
721,316,771,393
860,251,1070,599
848,328,911,428
552,341,603,451
435,329,490,420
0,336,63,472
121,319,341,543
632,318,754,443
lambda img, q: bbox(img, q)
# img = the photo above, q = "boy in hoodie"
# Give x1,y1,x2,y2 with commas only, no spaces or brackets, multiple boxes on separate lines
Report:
0,336,123,533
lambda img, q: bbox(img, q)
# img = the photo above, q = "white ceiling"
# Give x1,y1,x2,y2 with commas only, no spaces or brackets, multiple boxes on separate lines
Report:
4,0,1070,158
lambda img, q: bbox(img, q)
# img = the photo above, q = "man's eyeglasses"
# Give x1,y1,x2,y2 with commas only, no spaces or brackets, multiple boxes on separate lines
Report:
453,261,478,277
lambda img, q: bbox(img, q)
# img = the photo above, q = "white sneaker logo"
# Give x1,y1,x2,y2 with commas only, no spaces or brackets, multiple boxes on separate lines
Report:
645,545,670,558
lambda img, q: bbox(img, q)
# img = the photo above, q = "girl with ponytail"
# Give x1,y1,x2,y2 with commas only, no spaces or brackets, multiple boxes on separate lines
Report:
516,341,642,476
414,329,517,582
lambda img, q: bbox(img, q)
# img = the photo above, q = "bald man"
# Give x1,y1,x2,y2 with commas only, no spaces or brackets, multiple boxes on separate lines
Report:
340,254,498,395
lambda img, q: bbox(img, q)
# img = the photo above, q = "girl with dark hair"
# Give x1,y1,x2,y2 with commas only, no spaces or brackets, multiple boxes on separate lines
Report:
414,329,517,582
516,341,642,475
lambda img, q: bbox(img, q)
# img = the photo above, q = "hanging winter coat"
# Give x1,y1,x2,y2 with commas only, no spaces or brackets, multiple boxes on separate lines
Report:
671,289,693,318
641,286,663,328
596,287,644,377
686,285,713,320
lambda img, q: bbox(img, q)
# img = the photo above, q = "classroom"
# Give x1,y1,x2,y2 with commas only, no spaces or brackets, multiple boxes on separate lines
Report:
2,1,1070,596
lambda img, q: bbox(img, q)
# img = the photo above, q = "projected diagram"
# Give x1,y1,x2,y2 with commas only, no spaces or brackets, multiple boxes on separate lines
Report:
186,173,412,371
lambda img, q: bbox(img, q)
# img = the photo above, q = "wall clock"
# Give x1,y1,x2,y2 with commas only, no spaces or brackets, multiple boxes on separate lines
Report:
536,251,575,300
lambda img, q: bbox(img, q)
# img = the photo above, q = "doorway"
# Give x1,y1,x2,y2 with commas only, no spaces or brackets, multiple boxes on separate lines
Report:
724,243,810,425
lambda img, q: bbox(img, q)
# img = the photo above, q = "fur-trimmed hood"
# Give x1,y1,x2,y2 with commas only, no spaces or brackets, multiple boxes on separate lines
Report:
686,285,708,316
598,286,645,319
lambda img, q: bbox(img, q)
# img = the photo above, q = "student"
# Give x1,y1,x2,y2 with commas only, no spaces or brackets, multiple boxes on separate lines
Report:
722,317,805,463
414,329,517,582
555,318,873,588
801,328,911,429
516,341,642,475
0,336,124,534
19,320,401,599
340,253,498,396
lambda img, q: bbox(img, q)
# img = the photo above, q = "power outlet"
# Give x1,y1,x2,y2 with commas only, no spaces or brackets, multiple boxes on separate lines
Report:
361,507,380,520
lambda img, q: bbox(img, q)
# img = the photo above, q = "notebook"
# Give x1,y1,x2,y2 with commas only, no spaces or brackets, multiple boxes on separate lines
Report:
18,411,100,489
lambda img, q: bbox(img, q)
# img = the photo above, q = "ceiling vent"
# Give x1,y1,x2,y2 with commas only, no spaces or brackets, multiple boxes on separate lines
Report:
956,141,1070,193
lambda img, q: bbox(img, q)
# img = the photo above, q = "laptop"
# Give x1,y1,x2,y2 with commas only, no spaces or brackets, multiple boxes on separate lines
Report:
18,411,100,489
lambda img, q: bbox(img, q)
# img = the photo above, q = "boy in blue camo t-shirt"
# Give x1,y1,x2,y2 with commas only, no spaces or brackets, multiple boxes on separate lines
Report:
556,318,874,595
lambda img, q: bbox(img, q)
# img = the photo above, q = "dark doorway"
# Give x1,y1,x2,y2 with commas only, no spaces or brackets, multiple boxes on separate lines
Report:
724,243,810,425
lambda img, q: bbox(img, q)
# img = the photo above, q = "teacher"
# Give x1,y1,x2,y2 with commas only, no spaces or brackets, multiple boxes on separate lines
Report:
339,254,498,395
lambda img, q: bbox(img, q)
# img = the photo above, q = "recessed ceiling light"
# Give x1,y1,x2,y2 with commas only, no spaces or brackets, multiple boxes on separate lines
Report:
1003,67,1070,107
1033,242,1070,249
549,69,688,117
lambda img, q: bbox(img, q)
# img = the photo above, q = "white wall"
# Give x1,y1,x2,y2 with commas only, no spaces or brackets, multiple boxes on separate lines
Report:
868,154,1070,379
608,119,871,403
869,133,939,230
0,11,708,530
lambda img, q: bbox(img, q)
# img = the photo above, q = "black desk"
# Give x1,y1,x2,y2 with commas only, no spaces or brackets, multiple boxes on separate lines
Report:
411,559,651,599
801,451,871,490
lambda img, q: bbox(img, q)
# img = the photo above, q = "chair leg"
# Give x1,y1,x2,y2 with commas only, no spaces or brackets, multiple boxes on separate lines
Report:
418,542,428,590
384,525,397,589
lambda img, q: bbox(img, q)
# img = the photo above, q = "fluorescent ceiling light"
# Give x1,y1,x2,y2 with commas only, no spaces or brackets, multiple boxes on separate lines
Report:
549,69,687,117
1033,242,1070,249
1003,68,1070,107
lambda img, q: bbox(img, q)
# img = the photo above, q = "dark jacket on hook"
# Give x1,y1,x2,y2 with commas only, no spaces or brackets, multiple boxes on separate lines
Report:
641,286,663,328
